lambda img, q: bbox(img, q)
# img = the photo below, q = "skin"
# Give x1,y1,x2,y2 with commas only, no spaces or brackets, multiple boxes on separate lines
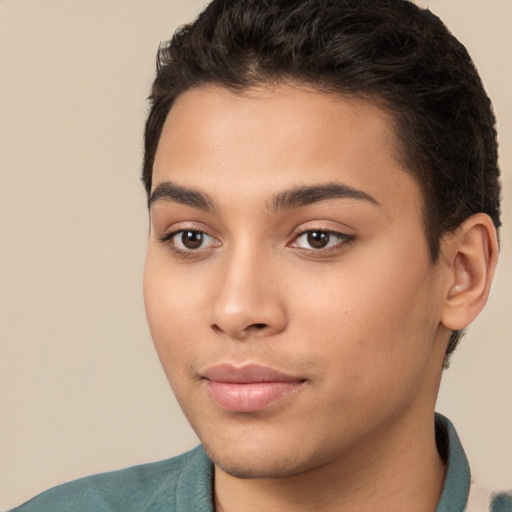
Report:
143,84,497,511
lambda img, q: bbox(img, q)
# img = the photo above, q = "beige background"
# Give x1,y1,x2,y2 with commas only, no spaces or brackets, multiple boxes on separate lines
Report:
0,0,510,509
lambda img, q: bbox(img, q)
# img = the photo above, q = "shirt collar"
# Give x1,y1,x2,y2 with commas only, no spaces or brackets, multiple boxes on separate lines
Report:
435,413,471,512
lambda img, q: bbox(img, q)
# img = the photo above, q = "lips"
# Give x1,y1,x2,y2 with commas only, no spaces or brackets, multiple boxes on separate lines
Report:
201,363,305,413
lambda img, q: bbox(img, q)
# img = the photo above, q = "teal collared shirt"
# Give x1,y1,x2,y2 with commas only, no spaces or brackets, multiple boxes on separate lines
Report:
10,414,511,511
435,413,472,511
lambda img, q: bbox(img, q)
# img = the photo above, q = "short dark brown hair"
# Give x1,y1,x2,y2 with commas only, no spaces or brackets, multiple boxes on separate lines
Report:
142,0,501,361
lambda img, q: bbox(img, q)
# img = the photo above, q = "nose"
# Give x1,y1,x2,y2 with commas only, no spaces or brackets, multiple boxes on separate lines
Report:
209,246,287,340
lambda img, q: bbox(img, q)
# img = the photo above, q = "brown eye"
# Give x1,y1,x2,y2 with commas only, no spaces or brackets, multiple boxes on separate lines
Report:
180,230,204,249
307,231,330,249
159,228,219,255
290,229,354,252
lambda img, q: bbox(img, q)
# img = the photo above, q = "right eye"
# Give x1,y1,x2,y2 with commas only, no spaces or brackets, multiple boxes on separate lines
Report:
162,229,218,252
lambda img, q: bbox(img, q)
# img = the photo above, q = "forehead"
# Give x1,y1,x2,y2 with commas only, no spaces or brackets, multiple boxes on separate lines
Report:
156,84,396,171
152,84,421,219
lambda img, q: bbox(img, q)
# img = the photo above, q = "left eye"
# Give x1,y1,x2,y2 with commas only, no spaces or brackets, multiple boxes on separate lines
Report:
291,230,351,250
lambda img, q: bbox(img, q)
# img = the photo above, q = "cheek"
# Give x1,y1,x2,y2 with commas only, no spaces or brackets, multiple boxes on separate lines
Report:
289,253,441,392
143,251,201,374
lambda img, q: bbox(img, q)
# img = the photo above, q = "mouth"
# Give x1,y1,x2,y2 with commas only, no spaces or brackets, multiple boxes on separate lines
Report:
201,363,306,413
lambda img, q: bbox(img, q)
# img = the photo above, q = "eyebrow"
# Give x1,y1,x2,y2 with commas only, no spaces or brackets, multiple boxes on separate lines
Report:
148,180,380,212
149,181,216,211
268,182,380,212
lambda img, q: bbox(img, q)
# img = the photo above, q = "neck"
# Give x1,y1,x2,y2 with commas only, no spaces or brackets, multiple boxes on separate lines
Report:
214,411,446,512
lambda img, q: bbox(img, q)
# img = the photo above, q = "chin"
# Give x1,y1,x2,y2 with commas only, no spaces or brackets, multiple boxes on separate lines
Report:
207,449,308,479
201,433,325,480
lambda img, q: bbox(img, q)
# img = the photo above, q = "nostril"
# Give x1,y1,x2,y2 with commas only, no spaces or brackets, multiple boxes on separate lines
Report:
210,320,276,338
211,324,223,334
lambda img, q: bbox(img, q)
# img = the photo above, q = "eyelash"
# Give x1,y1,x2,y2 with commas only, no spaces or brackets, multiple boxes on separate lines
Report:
158,228,356,258
158,229,218,259
290,229,356,254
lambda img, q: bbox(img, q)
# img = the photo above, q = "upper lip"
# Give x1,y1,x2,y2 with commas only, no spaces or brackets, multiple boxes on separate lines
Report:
201,363,305,383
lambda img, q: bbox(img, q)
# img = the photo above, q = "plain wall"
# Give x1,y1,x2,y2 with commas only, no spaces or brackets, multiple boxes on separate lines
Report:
0,0,510,509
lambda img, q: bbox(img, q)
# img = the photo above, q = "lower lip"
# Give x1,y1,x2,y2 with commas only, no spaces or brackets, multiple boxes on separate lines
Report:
206,380,303,412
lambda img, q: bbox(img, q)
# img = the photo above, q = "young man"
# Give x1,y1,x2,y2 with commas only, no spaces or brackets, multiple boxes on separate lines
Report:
11,0,509,511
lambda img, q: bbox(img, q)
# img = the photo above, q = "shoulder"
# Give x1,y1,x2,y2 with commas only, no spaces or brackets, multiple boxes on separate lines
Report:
488,490,512,512
434,415,511,512
9,446,214,512
466,483,512,512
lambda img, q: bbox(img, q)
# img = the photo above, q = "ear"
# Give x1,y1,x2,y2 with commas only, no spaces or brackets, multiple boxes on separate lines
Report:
440,213,499,331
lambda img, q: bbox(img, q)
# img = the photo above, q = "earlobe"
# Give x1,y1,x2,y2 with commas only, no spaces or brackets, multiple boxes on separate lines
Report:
441,213,499,331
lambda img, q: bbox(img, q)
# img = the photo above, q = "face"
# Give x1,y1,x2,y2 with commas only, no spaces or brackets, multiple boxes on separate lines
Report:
144,84,450,478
